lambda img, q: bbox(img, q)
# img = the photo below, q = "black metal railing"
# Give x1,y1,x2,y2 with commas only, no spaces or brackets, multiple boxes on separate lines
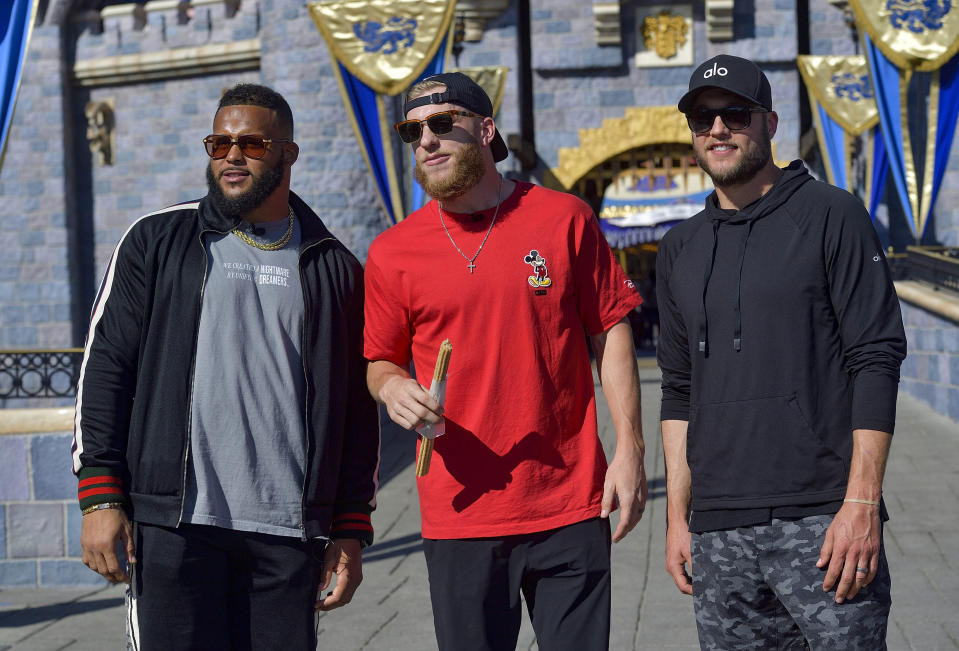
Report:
903,246,959,293
0,349,84,399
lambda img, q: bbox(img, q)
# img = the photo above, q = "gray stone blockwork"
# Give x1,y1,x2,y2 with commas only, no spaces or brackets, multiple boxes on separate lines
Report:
899,300,959,423
0,26,73,349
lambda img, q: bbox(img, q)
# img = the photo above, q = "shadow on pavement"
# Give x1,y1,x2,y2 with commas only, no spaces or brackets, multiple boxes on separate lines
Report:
0,597,124,627
363,533,424,563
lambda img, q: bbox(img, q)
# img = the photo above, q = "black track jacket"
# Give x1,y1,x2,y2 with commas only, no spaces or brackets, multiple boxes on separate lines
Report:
71,191,379,545
657,161,906,514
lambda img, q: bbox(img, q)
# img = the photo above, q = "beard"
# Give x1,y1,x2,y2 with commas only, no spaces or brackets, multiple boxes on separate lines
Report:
414,138,485,201
206,158,285,218
694,124,772,187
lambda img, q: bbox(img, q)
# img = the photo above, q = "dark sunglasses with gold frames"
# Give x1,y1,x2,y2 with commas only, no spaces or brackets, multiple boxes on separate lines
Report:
202,134,292,160
394,110,481,144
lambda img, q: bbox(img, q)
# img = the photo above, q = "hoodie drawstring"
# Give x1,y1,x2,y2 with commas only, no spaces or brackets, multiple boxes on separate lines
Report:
698,220,720,355
699,219,754,355
732,220,754,352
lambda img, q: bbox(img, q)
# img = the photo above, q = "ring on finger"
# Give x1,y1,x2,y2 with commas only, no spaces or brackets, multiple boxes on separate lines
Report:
855,566,869,573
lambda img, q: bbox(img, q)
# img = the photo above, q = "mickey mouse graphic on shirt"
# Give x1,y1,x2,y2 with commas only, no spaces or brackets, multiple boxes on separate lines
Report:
524,249,552,288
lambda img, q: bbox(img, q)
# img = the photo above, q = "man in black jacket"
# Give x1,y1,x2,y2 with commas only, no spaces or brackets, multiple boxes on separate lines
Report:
658,55,906,649
72,84,379,650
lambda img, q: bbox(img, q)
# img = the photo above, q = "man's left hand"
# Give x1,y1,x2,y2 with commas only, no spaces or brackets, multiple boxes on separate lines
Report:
601,446,648,542
316,538,363,611
817,502,881,603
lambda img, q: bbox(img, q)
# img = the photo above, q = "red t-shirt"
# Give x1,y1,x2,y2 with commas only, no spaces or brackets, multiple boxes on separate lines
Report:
364,182,642,538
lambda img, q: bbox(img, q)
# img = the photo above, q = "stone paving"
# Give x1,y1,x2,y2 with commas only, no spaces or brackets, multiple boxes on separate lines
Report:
0,362,956,650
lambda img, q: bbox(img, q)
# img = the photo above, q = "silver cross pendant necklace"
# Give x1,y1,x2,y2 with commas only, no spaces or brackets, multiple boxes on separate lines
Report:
437,175,504,274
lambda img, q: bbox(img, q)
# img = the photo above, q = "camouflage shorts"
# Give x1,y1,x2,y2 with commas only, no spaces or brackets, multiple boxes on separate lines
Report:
691,514,891,651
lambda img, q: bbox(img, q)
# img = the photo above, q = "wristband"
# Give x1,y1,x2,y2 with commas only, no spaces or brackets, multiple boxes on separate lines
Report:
81,502,125,516
843,497,880,506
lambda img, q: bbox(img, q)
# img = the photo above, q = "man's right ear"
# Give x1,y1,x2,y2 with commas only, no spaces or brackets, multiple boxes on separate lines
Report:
283,143,299,165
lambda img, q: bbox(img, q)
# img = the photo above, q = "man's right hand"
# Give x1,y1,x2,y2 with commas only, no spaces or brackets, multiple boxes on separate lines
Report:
378,374,442,430
665,519,693,595
81,508,135,584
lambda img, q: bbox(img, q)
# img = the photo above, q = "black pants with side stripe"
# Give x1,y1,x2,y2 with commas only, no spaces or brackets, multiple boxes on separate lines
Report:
128,522,325,651
423,517,612,651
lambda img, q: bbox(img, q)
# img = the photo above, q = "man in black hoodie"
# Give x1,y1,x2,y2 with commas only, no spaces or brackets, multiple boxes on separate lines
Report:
657,55,906,649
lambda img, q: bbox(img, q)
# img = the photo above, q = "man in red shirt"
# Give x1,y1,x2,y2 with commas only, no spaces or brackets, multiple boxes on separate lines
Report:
364,72,648,650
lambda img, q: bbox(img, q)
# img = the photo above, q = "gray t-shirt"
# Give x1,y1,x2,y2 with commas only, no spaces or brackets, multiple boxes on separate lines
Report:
183,215,308,538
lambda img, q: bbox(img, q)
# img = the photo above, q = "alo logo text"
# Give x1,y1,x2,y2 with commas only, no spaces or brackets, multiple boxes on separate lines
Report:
703,62,728,78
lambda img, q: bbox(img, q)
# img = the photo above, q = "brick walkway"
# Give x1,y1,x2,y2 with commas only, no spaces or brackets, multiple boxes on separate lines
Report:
1,362,956,650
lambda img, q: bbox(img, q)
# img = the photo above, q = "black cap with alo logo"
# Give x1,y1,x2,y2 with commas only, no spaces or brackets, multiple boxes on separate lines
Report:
678,54,773,113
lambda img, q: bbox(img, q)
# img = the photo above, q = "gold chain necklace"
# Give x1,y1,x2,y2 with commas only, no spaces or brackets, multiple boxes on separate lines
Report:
232,207,295,251
437,175,504,274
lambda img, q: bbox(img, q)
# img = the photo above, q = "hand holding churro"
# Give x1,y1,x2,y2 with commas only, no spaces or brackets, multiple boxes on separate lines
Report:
415,339,452,477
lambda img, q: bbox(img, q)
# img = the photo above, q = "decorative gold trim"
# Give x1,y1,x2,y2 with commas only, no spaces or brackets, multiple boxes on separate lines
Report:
551,106,690,190
918,67,939,237
898,67,922,235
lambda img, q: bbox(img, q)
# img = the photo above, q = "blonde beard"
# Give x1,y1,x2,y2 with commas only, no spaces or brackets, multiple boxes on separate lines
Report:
414,140,485,201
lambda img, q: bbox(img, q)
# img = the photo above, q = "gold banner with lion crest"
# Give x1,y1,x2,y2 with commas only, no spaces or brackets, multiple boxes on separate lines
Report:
848,0,959,71
308,0,456,96
797,56,878,135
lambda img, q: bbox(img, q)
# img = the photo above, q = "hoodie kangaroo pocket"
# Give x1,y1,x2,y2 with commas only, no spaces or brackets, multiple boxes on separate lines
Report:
687,394,838,507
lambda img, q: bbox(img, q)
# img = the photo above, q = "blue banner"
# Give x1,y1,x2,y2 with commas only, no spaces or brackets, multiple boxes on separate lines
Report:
865,33,920,237
332,33,449,224
928,53,959,225
869,126,889,219
0,0,36,168
816,103,848,190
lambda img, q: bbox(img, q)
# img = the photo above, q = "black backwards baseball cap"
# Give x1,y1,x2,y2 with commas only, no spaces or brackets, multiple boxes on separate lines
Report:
403,72,509,162
677,54,773,113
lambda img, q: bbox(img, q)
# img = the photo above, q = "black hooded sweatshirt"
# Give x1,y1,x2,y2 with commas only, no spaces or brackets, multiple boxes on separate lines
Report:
656,161,906,529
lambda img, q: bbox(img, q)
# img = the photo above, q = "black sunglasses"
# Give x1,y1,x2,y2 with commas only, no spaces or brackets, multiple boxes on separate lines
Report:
685,106,768,135
202,134,291,159
394,110,480,144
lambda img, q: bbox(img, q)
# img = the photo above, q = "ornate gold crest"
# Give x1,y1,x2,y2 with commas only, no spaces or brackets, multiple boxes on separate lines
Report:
308,0,456,95
642,10,689,59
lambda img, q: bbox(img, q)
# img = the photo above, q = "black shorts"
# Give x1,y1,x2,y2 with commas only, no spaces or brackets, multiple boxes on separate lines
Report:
423,517,612,651
128,522,325,651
